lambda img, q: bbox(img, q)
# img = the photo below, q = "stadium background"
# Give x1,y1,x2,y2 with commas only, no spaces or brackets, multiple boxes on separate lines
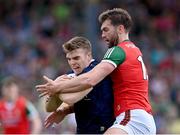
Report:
0,0,180,133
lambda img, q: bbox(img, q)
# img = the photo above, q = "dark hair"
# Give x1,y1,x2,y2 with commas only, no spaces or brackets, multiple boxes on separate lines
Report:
98,8,133,32
62,36,92,53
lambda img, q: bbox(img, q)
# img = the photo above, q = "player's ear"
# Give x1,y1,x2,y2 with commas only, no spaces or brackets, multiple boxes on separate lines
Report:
117,25,125,34
87,51,92,58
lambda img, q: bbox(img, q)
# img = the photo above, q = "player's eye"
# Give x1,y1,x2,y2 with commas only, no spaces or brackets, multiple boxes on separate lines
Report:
67,58,71,61
102,27,108,32
73,56,80,60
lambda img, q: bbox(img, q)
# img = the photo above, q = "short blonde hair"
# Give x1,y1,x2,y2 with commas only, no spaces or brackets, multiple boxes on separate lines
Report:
62,36,92,53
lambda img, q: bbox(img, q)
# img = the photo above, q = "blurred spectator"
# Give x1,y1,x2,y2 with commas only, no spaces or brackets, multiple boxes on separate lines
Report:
0,76,42,134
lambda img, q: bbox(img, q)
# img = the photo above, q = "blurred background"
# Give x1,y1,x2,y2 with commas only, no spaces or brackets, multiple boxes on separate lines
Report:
0,0,180,134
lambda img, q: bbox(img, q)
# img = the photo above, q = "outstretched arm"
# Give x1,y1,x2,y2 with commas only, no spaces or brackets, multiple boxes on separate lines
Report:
45,87,92,112
36,62,115,96
59,87,93,105
44,75,93,111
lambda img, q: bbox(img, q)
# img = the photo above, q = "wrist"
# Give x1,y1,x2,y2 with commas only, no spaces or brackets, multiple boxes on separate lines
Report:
55,83,64,94
56,105,72,115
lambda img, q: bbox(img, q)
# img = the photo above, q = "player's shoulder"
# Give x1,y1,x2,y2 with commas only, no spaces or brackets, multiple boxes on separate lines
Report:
104,46,125,57
82,59,99,73
89,59,99,67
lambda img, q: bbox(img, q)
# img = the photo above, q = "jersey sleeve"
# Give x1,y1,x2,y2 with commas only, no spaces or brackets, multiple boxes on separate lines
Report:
26,101,39,120
102,46,126,68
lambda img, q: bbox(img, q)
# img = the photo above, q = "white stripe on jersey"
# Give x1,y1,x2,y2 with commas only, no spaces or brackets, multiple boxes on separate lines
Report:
104,48,112,58
101,59,117,68
107,48,115,58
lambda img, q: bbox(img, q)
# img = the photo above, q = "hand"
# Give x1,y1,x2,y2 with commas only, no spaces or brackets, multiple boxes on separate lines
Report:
36,76,59,97
44,102,70,128
44,109,66,128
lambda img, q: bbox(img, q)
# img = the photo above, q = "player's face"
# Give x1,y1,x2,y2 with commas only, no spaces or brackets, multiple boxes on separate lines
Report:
2,84,19,101
101,19,119,48
66,48,91,75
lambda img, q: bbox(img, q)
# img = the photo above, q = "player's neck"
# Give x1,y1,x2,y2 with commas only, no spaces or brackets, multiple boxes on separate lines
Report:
118,33,129,43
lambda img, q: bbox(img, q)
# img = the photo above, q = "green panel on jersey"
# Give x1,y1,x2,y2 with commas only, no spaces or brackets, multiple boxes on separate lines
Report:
103,46,126,66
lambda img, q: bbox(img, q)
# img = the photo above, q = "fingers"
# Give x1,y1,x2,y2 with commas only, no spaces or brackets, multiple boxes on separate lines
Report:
36,82,51,97
36,76,53,91
44,113,52,128
44,118,50,128
36,84,48,92
36,85,49,97
44,120,52,128
44,112,56,128
44,120,54,128
39,92,49,98
36,76,58,97
35,76,53,91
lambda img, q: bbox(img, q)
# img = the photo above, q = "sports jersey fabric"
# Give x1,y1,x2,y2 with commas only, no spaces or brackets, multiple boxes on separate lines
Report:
0,96,30,134
70,59,115,134
102,40,152,116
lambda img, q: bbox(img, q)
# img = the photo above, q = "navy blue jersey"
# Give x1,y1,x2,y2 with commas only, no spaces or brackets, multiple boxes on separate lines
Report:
72,60,114,134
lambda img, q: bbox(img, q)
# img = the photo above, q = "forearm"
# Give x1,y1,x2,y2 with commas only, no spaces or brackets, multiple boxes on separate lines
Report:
57,102,74,115
58,73,93,93
59,87,92,105
58,62,113,93
36,62,113,96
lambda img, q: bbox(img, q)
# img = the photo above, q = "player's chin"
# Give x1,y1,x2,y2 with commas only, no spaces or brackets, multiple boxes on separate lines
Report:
105,40,109,44
107,44,112,48
108,42,115,48
73,69,81,75
105,41,112,48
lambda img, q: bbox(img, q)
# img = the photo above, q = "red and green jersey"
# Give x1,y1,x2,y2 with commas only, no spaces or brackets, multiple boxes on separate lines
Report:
0,97,30,134
102,40,152,117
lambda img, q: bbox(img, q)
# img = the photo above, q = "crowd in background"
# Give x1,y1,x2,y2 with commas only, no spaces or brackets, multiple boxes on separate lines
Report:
0,0,180,133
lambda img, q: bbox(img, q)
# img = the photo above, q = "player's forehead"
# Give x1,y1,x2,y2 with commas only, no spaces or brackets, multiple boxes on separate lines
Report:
3,84,19,93
66,48,86,58
100,19,112,31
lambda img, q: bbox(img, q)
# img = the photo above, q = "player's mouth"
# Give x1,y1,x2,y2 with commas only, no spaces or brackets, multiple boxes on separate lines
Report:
73,67,82,74
104,39,110,44
72,67,80,70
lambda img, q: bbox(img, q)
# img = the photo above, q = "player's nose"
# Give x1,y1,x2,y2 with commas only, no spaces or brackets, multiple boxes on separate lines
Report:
101,32,107,40
101,32,105,38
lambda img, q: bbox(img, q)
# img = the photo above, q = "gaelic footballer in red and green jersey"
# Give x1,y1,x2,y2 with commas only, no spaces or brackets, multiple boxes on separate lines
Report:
102,40,152,117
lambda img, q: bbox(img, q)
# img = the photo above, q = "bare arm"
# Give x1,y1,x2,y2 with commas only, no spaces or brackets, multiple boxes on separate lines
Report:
36,62,115,96
45,87,92,112
59,87,93,105
59,62,115,93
